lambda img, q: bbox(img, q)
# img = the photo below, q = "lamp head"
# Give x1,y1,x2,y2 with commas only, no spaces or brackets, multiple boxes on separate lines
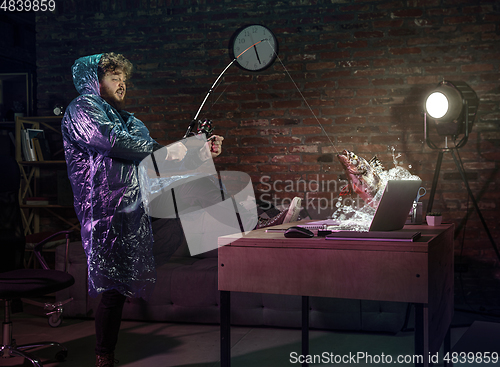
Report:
424,80,478,136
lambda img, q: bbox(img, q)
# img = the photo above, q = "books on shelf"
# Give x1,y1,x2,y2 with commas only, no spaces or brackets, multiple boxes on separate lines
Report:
21,128,51,161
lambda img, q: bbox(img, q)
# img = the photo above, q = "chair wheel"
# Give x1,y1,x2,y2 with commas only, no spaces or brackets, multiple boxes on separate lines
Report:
48,313,63,328
55,350,68,362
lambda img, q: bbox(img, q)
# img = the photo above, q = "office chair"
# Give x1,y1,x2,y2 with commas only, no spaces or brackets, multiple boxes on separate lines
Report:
0,156,75,366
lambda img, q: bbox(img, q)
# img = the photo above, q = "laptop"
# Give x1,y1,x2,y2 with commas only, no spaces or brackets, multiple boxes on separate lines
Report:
319,179,422,241
368,179,422,231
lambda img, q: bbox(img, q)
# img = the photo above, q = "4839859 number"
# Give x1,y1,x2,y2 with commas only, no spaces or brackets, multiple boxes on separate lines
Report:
444,352,499,364
1,0,56,11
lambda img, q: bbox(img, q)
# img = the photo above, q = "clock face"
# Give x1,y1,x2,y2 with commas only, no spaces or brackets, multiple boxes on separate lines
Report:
230,24,278,72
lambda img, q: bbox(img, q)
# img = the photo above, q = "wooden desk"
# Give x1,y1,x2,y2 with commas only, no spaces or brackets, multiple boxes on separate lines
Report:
218,223,454,367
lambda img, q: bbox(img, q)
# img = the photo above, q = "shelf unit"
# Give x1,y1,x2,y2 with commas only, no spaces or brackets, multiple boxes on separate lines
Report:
15,116,80,236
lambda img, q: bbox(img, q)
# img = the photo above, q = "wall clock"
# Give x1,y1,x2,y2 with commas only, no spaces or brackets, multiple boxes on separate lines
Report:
229,24,278,72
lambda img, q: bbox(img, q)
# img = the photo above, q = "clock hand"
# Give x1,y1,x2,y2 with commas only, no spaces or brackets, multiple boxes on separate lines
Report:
253,45,261,64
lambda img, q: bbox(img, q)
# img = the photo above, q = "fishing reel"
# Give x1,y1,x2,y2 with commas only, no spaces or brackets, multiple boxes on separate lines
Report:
183,119,214,139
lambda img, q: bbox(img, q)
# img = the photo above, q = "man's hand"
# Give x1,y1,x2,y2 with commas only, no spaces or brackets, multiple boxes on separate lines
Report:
209,135,224,158
165,141,188,161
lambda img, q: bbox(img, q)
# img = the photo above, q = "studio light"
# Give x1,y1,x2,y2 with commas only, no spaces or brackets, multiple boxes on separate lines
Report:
424,80,478,146
423,81,499,260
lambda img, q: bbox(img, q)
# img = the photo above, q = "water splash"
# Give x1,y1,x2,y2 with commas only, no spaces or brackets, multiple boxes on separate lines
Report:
331,149,420,231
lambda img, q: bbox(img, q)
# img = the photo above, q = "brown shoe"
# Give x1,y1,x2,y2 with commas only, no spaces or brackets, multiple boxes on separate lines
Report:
96,353,115,367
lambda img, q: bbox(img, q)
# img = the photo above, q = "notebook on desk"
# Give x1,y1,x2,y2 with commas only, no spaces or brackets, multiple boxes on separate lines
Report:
325,179,422,241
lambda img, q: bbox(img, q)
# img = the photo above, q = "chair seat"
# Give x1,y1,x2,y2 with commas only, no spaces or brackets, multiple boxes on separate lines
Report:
0,269,75,299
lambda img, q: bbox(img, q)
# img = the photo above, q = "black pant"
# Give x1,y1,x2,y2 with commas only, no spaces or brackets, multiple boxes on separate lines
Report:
95,289,127,355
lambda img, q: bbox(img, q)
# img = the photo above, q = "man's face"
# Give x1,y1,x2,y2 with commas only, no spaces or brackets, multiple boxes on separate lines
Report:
99,69,126,110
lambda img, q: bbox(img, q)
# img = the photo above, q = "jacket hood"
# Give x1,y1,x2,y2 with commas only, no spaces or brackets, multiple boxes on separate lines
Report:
72,54,103,96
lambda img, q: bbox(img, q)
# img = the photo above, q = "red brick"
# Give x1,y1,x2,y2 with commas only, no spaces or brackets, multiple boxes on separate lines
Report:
338,60,371,68
373,20,405,28
290,108,320,117
240,119,270,127
321,107,354,116
372,78,405,86
462,24,496,33
134,114,165,122
273,100,303,109
353,69,385,77
373,58,405,67
241,137,269,146
260,128,290,136
407,76,440,84
231,128,259,136
290,164,321,172
336,98,371,106
407,0,440,6
337,78,370,87
424,66,458,74
461,64,495,73
258,146,289,155
240,155,269,164
389,47,422,55
319,70,351,79
271,155,301,163
337,41,368,49
407,37,440,45
334,116,366,125
306,62,337,71
272,136,302,145
289,145,319,153
353,50,385,58
321,51,351,59
391,9,424,17
259,165,291,173
388,29,418,37
324,14,356,22
324,89,355,98
355,106,385,115
358,12,386,21
443,16,476,25
291,126,323,135
354,31,385,39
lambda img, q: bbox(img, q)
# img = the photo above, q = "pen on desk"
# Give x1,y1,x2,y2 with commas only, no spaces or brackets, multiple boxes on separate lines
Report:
265,228,288,232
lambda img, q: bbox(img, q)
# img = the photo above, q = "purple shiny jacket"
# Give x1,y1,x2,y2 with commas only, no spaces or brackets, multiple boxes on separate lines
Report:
61,54,159,298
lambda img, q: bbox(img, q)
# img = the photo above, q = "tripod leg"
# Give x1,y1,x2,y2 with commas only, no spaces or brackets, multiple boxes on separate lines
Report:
450,149,500,260
427,150,444,213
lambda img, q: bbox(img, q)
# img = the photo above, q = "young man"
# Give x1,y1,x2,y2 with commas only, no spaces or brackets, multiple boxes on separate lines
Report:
61,53,223,367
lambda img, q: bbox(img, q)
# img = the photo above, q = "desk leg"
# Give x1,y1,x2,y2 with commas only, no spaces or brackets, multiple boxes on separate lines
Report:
414,303,429,367
221,291,231,367
302,296,309,367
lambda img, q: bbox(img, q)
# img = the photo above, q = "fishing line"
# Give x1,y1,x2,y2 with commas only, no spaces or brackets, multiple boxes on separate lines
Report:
265,40,339,154
211,82,232,108
191,37,341,157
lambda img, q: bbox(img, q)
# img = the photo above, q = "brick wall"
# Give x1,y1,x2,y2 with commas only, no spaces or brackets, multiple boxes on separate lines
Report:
35,0,500,263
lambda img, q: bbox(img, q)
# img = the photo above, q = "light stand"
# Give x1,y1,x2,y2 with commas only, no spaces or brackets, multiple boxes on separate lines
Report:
424,100,500,261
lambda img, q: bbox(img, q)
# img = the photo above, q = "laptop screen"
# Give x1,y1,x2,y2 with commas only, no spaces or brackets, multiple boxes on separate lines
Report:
369,179,422,231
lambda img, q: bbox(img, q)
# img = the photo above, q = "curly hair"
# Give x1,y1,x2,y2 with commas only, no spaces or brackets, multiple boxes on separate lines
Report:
97,53,133,81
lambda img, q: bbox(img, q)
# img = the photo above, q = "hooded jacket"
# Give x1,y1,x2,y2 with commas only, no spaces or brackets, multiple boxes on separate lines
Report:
62,54,160,298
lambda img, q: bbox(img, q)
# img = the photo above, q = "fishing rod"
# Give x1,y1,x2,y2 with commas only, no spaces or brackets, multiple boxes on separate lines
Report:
183,39,268,139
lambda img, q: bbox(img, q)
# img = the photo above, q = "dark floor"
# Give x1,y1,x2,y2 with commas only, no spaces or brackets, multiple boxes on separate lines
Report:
2,261,500,367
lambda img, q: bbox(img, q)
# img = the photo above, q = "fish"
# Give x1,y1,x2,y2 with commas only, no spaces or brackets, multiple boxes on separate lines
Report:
337,149,384,206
